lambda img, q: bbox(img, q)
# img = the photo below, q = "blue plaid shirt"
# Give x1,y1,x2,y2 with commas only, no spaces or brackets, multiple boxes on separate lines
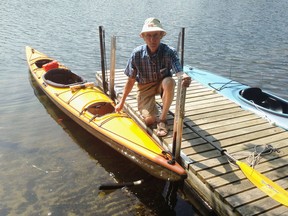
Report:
124,43,182,84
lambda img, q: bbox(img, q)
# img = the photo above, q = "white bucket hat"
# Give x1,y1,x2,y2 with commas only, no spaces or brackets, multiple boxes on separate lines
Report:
140,18,166,37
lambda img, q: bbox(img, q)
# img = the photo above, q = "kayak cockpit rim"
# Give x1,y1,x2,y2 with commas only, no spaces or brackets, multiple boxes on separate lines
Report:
42,68,86,88
239,87,288,115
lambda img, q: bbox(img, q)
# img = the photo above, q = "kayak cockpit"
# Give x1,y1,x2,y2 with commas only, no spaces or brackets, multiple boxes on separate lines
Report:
35,59,53,68
240,87,288,114
43,68,85,88
86,102,115,117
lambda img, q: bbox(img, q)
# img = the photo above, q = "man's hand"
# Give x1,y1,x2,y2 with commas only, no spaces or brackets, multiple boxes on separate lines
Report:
115,102,124,113
182,73,191,87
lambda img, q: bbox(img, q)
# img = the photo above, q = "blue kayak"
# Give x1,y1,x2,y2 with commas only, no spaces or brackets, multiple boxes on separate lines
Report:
184,66,288,131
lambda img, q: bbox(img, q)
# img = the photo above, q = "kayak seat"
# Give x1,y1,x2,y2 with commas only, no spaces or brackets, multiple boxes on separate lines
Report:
87,102,115,117
43,68,85,88
240,87,268,105
263,97,283,113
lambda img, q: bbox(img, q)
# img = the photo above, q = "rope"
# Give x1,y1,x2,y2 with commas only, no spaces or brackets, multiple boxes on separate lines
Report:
208,81,243,91
246,144,280,168
249,100,274,125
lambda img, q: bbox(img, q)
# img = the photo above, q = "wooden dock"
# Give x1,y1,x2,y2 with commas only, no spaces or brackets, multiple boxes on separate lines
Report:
96,70,288,216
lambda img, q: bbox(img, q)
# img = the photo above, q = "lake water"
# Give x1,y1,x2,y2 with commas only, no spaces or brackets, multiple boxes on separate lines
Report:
1,0,288,215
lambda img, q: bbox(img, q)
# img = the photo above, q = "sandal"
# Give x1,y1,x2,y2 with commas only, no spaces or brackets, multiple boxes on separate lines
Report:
156,121,169,137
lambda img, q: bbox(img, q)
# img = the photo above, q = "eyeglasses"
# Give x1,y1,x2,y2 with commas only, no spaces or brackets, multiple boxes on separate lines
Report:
144,33,162,40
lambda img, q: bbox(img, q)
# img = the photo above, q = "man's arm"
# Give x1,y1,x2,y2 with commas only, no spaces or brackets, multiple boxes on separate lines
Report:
115,77,136,112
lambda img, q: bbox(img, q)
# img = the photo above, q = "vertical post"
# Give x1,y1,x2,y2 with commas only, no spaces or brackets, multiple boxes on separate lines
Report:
172,27,186,163
171,76,181,164
180,27,185,67
109,36,116,100
175,81,186,162
99,26,108,93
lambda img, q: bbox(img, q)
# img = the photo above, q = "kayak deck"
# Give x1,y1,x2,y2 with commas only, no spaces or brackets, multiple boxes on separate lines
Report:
108,68,288,216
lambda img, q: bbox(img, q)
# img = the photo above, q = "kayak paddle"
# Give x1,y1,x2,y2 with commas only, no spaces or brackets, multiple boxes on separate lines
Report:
98,179,144,190
224,150,288,206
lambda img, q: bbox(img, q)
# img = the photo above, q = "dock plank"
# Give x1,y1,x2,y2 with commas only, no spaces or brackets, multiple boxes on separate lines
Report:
189,113,261,130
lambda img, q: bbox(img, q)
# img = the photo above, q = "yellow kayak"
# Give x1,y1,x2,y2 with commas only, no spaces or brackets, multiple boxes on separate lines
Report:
25,46,187,181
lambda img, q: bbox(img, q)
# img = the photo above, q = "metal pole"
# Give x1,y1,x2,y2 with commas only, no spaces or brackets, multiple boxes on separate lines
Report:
109,36,116,100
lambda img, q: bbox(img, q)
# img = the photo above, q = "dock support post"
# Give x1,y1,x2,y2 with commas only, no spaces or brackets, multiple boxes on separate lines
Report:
172,27,186,163
109,36,116,100
174,81,186,162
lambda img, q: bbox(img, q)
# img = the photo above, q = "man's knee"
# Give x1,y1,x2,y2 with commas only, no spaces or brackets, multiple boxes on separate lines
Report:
144,115,157,126
162,77,175,90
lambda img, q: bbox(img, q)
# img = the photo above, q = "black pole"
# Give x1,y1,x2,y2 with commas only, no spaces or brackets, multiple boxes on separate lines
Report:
99,26,108,93
180,27,185,66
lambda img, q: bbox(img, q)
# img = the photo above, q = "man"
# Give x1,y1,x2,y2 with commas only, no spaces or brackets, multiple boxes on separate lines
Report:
115,18,191,137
